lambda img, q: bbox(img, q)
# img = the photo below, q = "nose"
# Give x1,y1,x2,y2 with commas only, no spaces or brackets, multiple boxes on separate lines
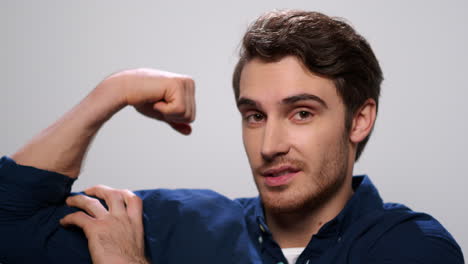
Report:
261,119,290,162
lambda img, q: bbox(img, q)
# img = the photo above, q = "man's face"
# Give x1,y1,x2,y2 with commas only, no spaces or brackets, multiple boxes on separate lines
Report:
238,56,352,213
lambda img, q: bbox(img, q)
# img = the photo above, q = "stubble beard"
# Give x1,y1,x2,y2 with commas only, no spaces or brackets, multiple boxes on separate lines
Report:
257,132,350,214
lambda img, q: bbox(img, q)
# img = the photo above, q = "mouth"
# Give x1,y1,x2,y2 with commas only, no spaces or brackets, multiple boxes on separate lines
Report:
261,165,301,187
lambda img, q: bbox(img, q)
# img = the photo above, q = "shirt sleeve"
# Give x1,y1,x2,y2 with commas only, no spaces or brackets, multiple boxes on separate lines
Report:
365,214,464,264
0,156,74,218
0,156,260,264
0,156,91,263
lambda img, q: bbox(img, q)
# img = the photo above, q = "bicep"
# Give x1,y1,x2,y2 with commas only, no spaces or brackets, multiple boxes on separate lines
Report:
0,156,91,263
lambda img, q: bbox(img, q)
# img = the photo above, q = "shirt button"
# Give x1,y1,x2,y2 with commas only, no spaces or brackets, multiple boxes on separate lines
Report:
337,236,342,242
259,224,266,233
258,235,263,244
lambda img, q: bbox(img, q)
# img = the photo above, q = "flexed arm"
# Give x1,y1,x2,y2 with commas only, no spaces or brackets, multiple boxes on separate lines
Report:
11,68,196,179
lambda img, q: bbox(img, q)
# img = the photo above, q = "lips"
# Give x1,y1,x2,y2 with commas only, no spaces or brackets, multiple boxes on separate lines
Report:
261,165,301,187
262,165,301,177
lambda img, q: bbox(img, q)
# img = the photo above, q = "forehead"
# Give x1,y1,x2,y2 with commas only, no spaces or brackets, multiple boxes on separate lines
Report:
238,56,341,106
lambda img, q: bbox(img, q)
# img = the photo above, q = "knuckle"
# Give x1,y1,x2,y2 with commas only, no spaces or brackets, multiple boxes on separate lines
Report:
178,77,193,91
88,197,101,207
121,189,135,198
128,193,143,208
184,77,195,86
168,76,183,87
67,194,83,205
132,195,143,204
108,191,123,202
65,195,76,204
75,211,88,219
100,184,115,192
190,82,196,92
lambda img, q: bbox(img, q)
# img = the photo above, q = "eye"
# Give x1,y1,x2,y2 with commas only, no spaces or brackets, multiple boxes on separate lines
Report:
292,110,313,122
244,112,265,124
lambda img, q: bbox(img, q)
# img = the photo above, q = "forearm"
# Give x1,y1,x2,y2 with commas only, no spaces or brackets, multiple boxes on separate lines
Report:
10,68,195,179
11,79,126,179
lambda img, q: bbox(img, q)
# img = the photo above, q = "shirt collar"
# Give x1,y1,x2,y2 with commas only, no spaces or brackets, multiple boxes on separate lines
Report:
333,175,383,235
253,175,383,236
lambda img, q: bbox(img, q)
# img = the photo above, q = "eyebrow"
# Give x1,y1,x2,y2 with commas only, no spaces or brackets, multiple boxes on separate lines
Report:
282,93,328,109
237,97,260,109
237,93,328,109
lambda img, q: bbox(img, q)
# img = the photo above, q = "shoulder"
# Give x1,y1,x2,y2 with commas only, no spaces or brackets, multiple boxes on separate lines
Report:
133,189,258,263
234,197,258,209
363,203,464,263
134,188,251,230
135,188,244,214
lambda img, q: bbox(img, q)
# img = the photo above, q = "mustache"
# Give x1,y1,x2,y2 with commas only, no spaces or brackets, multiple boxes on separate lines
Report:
255,156,306,174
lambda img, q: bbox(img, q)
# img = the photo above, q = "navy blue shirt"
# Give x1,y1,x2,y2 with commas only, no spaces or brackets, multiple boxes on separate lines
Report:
0,156,464,263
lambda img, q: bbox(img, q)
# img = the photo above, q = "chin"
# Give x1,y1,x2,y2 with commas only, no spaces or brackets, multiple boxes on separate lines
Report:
259,174,346,215
262,196,307,214
260,187,319,214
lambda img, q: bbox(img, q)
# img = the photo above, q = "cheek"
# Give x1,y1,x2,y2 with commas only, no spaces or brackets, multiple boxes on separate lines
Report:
289,126,321,151
289,123,342,157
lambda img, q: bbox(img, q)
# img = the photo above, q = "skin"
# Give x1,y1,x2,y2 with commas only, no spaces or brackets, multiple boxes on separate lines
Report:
12,68,196,263
10,56,376,259
238,56,377,247
61,186,146,264
12,68,195,179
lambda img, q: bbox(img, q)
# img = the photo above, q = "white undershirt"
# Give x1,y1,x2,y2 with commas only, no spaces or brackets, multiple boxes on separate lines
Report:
281,247,305,264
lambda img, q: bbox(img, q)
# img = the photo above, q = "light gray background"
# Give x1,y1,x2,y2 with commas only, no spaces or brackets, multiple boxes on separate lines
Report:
1,0,466,257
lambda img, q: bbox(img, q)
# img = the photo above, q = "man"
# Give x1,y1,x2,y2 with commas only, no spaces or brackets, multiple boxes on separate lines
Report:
0,10,464,264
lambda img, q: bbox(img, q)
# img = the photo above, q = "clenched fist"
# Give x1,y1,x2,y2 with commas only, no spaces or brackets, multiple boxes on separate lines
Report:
11,68,195,179
102,68,196,135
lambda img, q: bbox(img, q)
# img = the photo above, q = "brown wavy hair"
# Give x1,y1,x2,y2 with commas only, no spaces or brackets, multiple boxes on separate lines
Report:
232,10,383,161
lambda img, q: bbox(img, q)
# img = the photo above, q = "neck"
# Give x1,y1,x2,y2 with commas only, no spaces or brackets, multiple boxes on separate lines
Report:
265,176,354,248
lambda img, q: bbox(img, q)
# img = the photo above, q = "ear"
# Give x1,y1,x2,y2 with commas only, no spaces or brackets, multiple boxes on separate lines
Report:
349,99,377,144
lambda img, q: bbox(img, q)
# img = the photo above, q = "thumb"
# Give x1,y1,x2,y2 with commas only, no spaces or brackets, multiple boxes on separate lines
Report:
152,100,173,115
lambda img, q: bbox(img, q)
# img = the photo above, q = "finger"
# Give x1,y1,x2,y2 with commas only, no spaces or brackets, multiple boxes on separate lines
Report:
184,80,193,123
85,185,127,216
168,122,192,135
121,190,144,241
66,195,108,218
184,88,190,123
152,82,181,115
121,190,143,224
189,80,196,122
135,103,164,120
60,211,94,230
154,81,190,123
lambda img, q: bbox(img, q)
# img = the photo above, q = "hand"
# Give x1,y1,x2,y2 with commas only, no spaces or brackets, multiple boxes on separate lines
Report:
60,185,148,264
103,68,196,135
11,68,195,179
